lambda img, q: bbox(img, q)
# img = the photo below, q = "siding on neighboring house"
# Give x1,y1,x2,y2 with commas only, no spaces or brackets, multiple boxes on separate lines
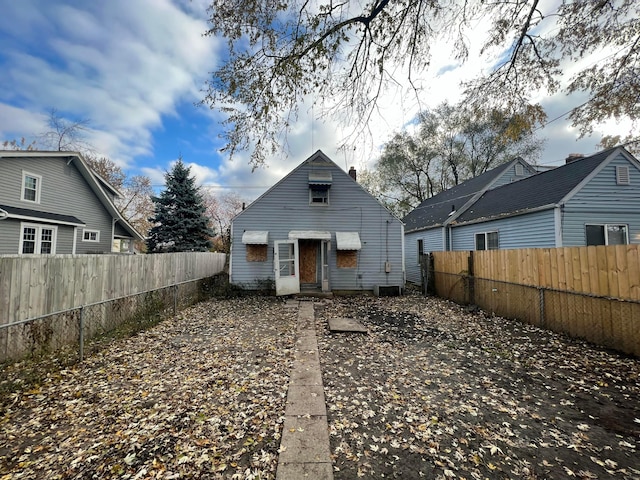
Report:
0,153,142,254
562,153,640,246
489,160,535,188
451,209,557,251
405,228,444,284
231,152,404,292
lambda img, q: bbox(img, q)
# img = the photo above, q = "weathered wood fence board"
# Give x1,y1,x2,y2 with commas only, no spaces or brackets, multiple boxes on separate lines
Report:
0,252,226,327
432,246,640,357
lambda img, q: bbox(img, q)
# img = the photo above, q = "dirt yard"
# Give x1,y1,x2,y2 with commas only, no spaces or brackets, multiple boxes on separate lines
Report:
1,292,639,479
315,294,640,479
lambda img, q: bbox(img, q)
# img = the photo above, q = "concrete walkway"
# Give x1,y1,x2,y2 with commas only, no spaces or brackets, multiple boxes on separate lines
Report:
276,300,334,480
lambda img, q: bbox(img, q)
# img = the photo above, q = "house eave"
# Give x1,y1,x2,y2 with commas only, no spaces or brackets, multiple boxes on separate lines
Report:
452,203,558,227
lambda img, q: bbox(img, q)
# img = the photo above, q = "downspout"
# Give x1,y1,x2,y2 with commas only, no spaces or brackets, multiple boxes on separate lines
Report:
72,226,78,254
112,218,117,252
555,205,563,247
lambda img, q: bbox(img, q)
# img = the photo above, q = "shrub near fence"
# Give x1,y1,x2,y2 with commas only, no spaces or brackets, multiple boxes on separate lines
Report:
431,246,640,357
0,252,226,362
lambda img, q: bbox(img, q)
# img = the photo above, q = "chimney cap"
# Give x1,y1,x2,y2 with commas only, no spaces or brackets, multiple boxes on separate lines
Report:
565,153,585,164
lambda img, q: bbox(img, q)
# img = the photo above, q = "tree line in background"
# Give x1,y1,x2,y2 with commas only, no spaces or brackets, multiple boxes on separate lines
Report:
359,101,544,217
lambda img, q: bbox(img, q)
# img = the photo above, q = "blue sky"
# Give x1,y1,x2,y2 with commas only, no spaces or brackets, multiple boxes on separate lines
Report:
0,0,614,203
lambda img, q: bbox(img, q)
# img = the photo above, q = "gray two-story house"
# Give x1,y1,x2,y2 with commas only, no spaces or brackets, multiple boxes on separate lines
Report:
404,146,640,284
230,150,405,295
0,151,144,255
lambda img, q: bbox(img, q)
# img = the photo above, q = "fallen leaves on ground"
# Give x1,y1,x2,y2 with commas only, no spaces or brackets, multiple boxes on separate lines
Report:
0,296,296,479
316,293,640,480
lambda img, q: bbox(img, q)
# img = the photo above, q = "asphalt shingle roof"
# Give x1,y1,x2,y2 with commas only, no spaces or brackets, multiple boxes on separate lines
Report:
455,149,614,224
402,161,517,232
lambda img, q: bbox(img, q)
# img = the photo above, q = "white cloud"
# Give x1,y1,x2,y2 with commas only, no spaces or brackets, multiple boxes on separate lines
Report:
0,0,219,166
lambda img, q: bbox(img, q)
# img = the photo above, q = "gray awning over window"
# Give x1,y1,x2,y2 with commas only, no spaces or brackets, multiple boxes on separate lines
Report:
335,231,361,250
242,231,269,244
308,171,332,185
289,230,331,240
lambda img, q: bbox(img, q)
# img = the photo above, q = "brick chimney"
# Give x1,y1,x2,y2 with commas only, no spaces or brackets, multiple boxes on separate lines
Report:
565,153,585,164
348,166,356,181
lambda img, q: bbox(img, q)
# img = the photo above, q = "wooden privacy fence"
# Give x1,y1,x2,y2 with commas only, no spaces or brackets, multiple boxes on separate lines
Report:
0,253,226,361
431,246,640,357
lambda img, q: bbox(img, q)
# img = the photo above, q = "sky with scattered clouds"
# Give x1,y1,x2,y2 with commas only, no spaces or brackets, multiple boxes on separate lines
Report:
0,0,619,204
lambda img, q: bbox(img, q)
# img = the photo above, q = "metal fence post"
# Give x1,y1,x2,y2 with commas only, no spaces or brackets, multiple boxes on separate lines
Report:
79,305,85,362
539,288,545,328
173,284,178,317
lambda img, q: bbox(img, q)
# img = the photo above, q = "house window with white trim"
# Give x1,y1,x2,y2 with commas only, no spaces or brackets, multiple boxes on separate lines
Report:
475,231,499,250
309,186,329,205
20,223,57,254
586,224,628,246
22,172,42,203
83,229,100,242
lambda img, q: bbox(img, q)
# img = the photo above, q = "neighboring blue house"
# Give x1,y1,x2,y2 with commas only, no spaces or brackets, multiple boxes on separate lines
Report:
230,150,405,295
403,147,640,284
0,151,144,255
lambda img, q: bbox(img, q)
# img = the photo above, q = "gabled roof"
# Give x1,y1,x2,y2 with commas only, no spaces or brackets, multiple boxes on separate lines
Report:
234,149,402,222
455,147,627,224
402,158,530,232
0,150,144,241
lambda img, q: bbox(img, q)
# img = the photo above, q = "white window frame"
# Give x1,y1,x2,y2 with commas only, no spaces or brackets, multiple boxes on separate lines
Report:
475,231,499,250
309,186,330,205
417,239,424,265
22,171,42,204
19,222,57,254
585,224,629,246
82,229,100,242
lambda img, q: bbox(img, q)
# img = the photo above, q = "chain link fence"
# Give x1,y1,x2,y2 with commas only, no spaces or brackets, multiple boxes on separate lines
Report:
0,274,226,364
431,271,640,356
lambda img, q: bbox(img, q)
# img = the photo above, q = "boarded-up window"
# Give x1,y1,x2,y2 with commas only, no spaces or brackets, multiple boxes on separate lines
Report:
337,250,357,268
246,244,268,261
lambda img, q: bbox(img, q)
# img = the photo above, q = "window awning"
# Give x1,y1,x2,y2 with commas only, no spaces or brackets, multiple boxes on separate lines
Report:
242,231,269,244
289,230,331,240
308,171,332,185
335,231,362,250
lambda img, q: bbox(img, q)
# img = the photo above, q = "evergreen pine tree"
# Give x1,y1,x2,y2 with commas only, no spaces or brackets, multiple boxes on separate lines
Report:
147,158,214,253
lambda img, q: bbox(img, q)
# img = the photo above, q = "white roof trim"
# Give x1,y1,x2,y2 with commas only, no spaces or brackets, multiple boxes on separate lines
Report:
288,230,331,240
335,231,362,250
242,230,269,244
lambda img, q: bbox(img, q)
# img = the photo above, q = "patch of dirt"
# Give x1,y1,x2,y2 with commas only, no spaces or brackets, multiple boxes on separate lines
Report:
316,293,640,480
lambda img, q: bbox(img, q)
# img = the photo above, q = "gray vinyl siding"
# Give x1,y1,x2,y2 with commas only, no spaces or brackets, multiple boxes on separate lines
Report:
0,157,115,254
561,153,640,245
405,228,443,284
489,161,534,189
231,158,404,291
0,220,20,254
451,209,557,250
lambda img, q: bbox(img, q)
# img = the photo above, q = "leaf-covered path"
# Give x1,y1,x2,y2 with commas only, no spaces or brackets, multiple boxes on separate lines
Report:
1,293,639,479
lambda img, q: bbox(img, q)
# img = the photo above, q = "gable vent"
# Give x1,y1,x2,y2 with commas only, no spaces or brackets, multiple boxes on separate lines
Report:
616,165,630,185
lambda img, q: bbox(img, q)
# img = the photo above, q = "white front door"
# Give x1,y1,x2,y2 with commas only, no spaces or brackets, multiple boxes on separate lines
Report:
274,239,300,296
